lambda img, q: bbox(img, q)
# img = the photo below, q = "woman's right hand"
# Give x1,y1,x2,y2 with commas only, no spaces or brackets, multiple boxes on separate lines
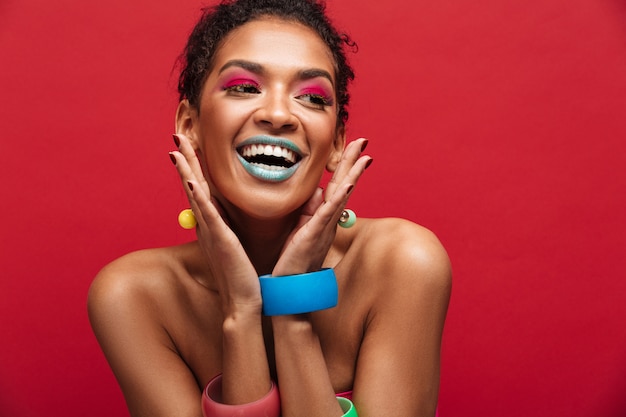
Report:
171,133,272,404
169,133,262,314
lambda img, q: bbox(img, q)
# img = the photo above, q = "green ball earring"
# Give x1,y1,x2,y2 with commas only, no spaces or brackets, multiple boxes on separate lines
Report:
337,209,356,228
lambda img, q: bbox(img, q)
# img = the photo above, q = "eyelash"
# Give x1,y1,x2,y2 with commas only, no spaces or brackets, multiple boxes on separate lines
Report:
222,80,334,108
296,92,333,108
223,81,261,94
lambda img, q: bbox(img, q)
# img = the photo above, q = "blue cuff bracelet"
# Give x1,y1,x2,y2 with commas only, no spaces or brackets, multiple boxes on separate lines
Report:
259,268,338,316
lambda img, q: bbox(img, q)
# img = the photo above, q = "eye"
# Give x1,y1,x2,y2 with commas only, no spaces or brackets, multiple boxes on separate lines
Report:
223,79,261,95
296,88,334,109
298,93,332,107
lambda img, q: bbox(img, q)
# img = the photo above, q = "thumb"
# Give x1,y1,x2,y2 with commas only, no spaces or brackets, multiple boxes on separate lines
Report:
300,187,324,217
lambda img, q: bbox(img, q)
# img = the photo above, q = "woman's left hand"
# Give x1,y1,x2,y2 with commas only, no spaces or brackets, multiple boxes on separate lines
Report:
272,138,372,276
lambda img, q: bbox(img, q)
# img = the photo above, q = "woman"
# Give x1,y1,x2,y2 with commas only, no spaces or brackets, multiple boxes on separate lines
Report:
88,0,451,416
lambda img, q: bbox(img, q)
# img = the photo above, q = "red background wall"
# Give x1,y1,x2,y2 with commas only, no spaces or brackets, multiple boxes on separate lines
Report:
1,0,625,416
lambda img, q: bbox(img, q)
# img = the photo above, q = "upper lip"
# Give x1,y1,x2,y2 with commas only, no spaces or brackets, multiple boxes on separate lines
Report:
236,135,303,167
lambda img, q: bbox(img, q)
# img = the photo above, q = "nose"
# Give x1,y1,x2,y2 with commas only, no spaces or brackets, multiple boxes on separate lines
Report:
254,89,299,131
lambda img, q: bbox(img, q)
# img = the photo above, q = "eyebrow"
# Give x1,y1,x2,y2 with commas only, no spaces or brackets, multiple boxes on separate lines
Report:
218,59,335,86
218,59,263,75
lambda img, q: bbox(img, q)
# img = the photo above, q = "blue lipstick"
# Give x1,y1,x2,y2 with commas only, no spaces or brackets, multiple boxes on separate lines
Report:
236,135,303,182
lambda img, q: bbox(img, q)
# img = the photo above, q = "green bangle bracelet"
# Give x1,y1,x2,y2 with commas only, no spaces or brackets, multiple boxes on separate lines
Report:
337,397,358,417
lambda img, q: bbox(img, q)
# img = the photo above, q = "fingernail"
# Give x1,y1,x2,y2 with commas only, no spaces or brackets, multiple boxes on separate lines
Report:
187,181,194,191
361,139,369,152
172,134,181,148
346,185,354,195
365,158,373,169
169,152,176,165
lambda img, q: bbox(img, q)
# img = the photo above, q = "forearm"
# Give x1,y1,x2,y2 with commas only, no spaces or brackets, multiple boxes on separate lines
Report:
272,315,344,417
221,308,271,404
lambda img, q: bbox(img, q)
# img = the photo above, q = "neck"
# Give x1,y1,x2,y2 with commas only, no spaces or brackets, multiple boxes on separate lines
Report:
227,209,300,276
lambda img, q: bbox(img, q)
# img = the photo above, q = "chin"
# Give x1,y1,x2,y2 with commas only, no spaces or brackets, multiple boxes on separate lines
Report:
244,199,303,221
221,188,307,222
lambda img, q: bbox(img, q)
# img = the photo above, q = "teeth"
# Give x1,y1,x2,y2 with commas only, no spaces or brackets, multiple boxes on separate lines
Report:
240,144,297,164
250,162,287,171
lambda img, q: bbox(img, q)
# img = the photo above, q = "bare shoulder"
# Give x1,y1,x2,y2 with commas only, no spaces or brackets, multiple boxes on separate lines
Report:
89,246,179,308
87,244,218,416
346,219,451,414
87,242,205,328
355,218,452,295
359,218,451,274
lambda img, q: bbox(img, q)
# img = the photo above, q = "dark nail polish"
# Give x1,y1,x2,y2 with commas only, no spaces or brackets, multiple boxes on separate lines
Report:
361,139,369,152
187,181,194,191
365,158,373,170
172,134,181,148
169,153,176,165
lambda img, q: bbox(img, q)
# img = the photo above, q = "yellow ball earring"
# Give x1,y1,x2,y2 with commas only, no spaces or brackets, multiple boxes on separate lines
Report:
178,209,197,229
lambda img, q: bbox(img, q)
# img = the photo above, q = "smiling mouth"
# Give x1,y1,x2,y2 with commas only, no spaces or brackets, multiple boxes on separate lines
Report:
235,136,304,182
237,143,302,170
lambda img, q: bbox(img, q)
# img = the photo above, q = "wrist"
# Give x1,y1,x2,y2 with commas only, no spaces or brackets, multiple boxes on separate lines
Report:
222,308,263,335
259,269,338,316
271,314,314,335
221,294,263,318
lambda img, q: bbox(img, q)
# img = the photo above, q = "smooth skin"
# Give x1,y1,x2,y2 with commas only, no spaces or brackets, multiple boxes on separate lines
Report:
88,17,451,417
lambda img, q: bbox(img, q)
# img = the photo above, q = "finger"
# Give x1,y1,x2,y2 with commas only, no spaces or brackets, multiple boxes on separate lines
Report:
304,152,371,235
186,178,227,233
169,150,204,205
210,195,233,228
326,138,368,200
174,133,210,191
170,151,208,232
295,182,352,244
300,187,324,218
325,154,372,212
171,149,238,245
289,187,324,233
324,182,355,228
323,155,372,233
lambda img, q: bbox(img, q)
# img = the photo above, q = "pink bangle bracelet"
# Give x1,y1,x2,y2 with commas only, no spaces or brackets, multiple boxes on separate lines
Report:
202,374,281,417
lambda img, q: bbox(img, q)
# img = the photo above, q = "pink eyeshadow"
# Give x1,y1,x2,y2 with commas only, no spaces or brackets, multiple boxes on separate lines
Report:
221,71,260,88
300,85,333,101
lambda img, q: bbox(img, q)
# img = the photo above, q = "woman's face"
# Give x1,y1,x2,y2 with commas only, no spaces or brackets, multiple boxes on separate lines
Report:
180,17,344,220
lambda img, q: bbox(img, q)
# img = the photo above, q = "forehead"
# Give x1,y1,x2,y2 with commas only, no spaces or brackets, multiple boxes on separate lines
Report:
213,17,336,79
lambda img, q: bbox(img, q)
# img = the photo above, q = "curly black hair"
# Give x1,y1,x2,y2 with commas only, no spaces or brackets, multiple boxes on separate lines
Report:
177,0,356,125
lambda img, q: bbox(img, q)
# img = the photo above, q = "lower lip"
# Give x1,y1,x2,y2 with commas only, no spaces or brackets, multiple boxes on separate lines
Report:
236,154,300,182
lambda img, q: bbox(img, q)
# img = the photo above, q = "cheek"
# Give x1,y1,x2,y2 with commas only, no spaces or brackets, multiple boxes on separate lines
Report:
295,110,338,142
308,124,340,153
198,102,247,144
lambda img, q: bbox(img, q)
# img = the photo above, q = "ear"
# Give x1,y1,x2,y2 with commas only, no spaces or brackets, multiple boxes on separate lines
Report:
326,125,346,172
175,99,201,150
